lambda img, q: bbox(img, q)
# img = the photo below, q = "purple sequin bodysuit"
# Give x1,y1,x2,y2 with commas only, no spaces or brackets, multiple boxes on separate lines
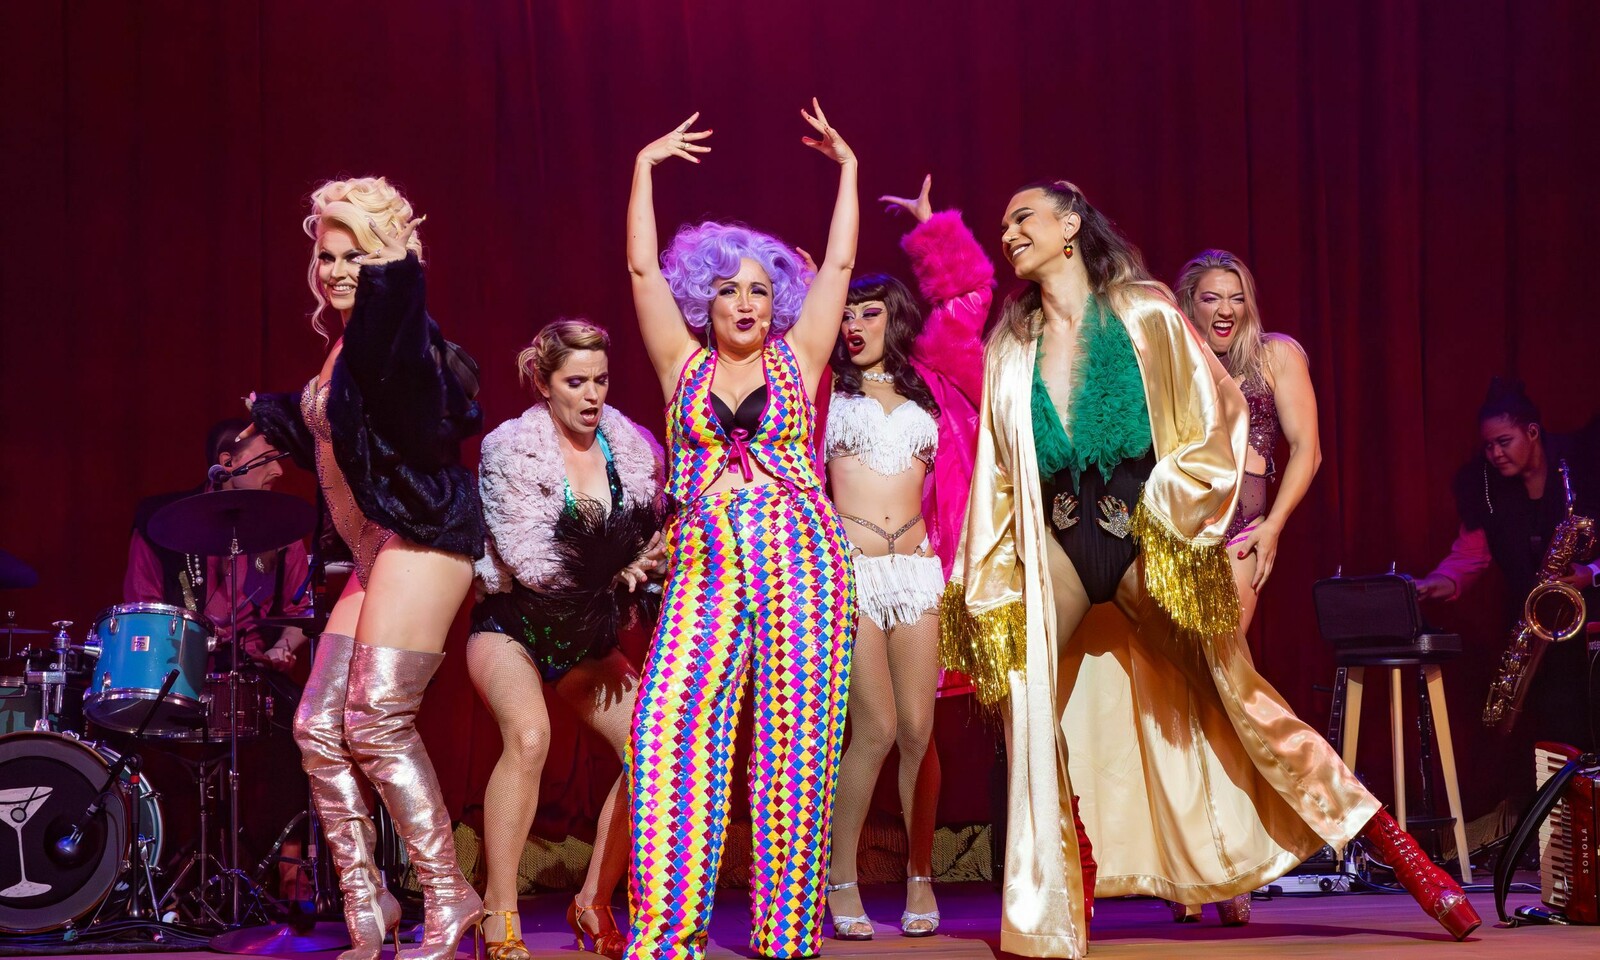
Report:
1228,367,1281,539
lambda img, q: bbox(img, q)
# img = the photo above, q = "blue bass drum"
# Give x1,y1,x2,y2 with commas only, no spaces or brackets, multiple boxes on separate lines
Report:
83,603,212,736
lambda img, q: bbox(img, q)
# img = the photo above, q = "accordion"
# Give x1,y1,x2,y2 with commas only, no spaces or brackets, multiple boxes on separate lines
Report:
1533,742,1599,924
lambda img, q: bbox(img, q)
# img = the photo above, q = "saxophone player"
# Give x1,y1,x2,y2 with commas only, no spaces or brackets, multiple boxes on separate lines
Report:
1413,379,1600,755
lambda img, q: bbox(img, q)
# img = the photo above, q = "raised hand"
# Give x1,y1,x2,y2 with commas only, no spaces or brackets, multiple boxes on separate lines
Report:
881,173,934,223
800,97,855,165
638,112,713,167
794,246,819,274
356,214,424,267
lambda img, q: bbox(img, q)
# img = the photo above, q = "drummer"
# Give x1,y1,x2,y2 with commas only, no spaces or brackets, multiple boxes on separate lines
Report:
122,417,311,673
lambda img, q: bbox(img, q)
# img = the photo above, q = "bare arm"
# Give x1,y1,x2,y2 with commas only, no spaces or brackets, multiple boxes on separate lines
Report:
628,113,713,398
1231,338,1320,590
1263,338,1321,528
789,99,858,383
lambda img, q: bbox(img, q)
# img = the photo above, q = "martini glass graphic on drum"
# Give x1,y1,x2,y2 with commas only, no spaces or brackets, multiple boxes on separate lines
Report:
1,786,53,897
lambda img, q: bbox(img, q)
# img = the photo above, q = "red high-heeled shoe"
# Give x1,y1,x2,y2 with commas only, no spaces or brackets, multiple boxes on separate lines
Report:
566,900,626,959
1358,809,1481,940
1072,795,1096,923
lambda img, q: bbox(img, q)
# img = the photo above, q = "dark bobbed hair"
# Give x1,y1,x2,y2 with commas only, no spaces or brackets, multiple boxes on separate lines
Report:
831,273,939,416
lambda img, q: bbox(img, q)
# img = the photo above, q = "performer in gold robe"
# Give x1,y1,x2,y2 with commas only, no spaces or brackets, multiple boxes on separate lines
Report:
941,179,1480,958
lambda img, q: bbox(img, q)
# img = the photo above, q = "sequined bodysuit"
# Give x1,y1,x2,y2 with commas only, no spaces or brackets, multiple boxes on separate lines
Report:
302,376,395,586
1228,367,1282,538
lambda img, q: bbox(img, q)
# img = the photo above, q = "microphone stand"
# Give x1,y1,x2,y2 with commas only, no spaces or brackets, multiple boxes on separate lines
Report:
55,669,180,859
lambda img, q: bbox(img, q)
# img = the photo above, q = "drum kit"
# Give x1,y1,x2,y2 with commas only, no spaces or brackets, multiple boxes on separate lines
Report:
0,488,376,952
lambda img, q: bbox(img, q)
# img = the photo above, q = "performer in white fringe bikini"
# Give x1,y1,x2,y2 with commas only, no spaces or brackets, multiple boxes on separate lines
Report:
821,174,990,941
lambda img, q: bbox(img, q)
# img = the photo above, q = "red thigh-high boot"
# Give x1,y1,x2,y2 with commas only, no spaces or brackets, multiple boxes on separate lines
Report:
1072,796,1096,924
1358,809,1481,940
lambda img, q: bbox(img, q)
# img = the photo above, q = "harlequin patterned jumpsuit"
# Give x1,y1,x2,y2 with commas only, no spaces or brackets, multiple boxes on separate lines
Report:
626,337,857,960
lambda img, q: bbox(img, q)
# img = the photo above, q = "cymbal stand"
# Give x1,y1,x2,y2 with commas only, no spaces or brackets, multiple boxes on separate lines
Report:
166,514,274,929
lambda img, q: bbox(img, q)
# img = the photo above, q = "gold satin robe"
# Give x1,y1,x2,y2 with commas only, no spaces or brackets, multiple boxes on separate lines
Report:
941,288,1379,958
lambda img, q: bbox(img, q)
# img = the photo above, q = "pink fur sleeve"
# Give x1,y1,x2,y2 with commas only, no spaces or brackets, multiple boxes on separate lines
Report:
906,210,993,404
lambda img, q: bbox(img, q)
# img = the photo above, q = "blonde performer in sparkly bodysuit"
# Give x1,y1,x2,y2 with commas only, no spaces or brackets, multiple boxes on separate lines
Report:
249,178,485,960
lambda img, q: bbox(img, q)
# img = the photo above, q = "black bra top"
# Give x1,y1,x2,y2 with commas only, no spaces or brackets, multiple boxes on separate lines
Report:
711,385,767,436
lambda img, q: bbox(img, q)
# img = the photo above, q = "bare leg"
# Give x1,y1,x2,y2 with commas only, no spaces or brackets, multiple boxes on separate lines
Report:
466,631,551,952
556,649,639,953
826,614,896,936
883,611,941,925
1045,538,1098,924
345,538,478,960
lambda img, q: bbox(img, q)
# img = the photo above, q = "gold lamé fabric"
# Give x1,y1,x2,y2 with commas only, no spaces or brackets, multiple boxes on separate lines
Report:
946,290,1378,957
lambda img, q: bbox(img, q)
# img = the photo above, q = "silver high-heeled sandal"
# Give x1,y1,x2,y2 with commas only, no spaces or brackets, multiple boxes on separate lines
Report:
825,881,874,941
900,875,940,937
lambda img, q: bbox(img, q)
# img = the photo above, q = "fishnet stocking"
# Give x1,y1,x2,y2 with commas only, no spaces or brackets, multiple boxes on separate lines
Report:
828,608,942,922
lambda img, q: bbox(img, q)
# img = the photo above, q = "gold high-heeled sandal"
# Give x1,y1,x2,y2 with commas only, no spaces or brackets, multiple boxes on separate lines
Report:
479,910,529,960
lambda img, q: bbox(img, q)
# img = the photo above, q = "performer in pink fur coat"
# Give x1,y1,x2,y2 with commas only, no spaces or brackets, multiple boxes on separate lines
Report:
816,175,990,940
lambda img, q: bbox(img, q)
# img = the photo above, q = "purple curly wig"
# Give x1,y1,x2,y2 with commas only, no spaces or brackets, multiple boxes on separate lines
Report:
661,221,814,334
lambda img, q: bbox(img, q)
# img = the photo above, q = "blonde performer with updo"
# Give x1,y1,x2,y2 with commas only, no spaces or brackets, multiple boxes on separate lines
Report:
468,319,667,960
247,177,487,960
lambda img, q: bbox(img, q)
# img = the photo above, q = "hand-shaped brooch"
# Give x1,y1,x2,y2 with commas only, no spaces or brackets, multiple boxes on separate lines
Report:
1096,496,1132,539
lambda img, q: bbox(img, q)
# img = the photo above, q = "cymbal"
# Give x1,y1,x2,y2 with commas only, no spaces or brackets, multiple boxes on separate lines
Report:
209,921,353,955
0,549,38,589
148,490,315,556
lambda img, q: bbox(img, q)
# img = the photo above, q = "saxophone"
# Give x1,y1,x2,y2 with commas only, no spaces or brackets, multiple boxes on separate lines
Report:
1483,460,1596,731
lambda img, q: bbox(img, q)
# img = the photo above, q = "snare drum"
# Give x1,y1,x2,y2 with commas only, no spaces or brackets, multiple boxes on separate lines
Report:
84,603,212,736
172,673,269,742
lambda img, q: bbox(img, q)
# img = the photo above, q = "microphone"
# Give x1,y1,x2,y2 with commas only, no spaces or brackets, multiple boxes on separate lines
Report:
208,463,233,487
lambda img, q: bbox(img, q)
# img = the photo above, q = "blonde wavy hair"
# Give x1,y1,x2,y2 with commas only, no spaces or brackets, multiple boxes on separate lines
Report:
995,179,1164,343
1174,249,1304,381
517,318,611,393
303,176,424,339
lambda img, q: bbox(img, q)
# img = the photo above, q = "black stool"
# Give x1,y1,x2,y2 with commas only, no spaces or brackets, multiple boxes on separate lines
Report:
1314,570,1472,883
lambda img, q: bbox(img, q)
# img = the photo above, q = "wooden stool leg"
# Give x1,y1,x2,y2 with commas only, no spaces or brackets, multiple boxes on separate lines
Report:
1390,667,1407,830
1341,667,1365,772
1424,664,1473,884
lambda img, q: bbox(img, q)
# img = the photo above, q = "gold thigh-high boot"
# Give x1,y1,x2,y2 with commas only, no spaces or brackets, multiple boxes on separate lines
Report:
294,633,401,960
343,642,483,960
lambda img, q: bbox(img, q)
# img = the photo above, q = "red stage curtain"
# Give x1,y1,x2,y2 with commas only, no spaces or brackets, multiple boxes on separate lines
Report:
3,0,1598,834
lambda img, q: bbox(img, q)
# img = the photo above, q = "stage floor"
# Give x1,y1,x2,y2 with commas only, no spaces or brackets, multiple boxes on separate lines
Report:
9,881,1599,959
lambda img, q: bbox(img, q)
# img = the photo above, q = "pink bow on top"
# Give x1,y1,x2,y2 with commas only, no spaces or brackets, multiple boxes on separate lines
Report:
727,427,755,482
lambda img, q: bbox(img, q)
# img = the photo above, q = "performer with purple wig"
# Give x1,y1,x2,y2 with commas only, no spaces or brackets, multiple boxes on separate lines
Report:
621,101,859,960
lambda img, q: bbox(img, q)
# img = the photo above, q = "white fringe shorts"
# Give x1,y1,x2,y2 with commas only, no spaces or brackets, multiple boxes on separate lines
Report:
852,546,945,631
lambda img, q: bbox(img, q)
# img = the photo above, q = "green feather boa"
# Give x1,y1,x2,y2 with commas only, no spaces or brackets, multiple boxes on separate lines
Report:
1031,295,1152,484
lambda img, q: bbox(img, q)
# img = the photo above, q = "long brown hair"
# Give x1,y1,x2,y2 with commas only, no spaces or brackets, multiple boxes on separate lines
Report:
994,179,1158,342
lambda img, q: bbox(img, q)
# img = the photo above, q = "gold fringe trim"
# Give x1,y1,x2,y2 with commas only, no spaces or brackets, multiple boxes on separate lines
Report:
1129,501,1240,639
938,581,1026,706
